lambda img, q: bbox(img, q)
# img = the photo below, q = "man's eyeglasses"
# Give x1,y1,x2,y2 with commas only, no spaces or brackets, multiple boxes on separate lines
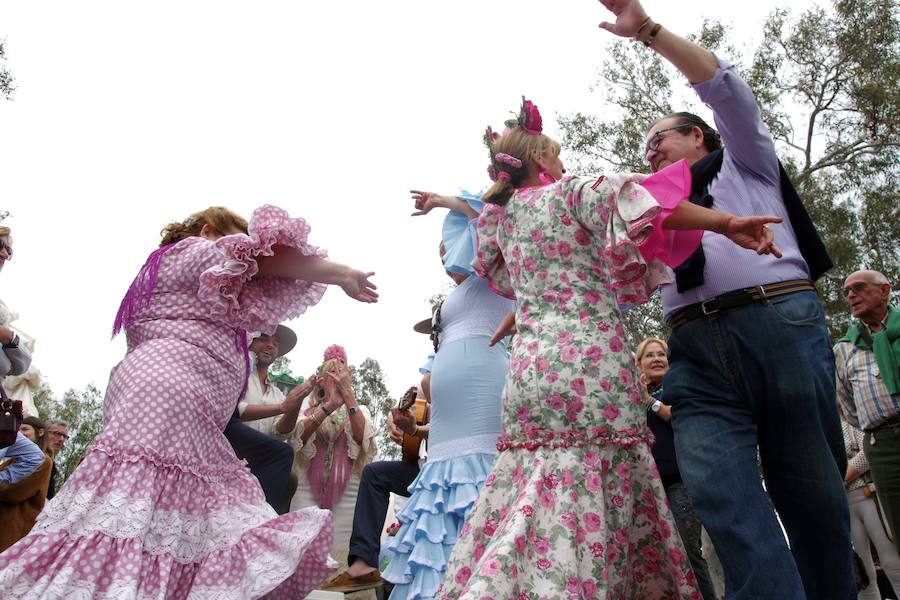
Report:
0,239,12,259
49,431,69,440
842,281,879,297
643,124,693,164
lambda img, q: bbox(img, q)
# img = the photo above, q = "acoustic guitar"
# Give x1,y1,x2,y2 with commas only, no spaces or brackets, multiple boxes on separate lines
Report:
397,386,429,463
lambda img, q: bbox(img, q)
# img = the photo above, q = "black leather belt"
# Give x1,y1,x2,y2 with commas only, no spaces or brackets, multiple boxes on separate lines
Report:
669,278,817,329
869,414,900,433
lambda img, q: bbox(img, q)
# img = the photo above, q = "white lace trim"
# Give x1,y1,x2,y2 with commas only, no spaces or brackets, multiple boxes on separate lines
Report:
427,433,498,463
0,541,339,600
33,490,276,563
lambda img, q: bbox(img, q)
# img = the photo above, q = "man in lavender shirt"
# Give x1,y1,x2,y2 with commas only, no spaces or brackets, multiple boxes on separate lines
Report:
599,1,853,599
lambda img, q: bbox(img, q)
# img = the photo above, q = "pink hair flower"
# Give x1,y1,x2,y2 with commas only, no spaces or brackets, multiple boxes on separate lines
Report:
323,344,347,363
520,98,543,135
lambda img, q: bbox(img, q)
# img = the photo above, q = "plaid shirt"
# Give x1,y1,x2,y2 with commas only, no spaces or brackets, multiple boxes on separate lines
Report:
835,339,900,431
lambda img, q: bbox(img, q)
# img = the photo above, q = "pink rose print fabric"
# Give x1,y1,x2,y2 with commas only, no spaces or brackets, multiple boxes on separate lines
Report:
440,175,701,599
0,205,337,599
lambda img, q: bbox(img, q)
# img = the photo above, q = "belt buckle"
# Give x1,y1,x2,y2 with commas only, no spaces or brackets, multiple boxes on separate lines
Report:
701,299,719,315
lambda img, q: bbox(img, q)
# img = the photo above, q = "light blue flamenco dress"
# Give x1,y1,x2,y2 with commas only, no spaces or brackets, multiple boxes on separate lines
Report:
384,192,516,600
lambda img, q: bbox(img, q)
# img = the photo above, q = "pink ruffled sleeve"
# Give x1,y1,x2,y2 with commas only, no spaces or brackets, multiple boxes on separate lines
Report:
473,203,516,300
572,161,699,306
198,204,329,333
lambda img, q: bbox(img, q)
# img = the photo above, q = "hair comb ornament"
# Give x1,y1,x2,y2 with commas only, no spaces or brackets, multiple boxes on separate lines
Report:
494,153,523,168
487,164,499,182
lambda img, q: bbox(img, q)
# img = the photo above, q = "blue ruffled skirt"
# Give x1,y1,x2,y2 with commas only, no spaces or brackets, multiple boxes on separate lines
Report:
383,452,496,600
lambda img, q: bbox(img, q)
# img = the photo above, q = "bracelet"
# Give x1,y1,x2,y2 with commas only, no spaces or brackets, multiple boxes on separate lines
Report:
634,16,652,37
642,23,662,47
311,409,323,426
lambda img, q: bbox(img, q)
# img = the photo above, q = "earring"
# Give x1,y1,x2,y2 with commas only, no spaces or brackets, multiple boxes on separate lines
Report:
538,170,557,185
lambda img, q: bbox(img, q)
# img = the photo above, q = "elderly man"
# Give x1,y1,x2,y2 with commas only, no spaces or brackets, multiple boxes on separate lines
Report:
597,1,853,598
836,270,900,553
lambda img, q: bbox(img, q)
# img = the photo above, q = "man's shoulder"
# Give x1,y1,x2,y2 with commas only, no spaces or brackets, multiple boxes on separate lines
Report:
833,339,857,358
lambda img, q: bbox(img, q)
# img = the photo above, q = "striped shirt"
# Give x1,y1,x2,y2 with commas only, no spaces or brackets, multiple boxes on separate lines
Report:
835,340,900,431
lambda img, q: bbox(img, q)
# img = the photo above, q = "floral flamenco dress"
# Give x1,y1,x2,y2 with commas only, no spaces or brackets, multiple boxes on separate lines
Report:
438,163,704,600
0,205,337,599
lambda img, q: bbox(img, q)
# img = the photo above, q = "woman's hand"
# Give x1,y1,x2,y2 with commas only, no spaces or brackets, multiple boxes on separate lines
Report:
489,312,517,347
410,190,447,217
325,362,355,404
320,376,344,414
657,404,673,422
598,0,649,38
0,326,15,345
411,190,479,220
638,372,651,404
722,215,783,258
340,269,379,303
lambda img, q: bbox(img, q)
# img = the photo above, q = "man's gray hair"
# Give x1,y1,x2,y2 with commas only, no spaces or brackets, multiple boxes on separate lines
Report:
49,420,69,428
853,269,890,286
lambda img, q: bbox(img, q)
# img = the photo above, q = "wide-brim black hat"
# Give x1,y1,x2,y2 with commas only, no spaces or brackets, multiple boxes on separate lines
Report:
413,317,433,334
272,324,297,356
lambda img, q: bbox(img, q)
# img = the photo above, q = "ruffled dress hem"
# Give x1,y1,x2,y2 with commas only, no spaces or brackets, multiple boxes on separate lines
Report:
383,453,496,600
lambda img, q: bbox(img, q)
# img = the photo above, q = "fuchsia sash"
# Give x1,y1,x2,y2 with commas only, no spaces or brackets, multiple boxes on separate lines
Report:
306,430,353,510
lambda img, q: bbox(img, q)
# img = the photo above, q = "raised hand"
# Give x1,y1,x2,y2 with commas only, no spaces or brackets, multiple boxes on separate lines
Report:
723,215,784,258
341,270,378,303
325,362,354,402
410,190,446,217
597,0,649,38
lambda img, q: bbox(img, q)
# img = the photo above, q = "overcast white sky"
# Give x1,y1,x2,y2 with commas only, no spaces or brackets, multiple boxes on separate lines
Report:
0,0,821,405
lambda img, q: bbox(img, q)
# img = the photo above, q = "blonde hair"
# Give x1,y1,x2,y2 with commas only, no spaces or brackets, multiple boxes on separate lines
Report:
482,128,561,206
309,358,343,407
160,207,248,247
636,337,668,365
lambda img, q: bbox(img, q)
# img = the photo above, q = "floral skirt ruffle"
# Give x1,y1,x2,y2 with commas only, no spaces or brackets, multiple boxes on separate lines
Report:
0,440,336,599
436,441,701,600
383,453,496,600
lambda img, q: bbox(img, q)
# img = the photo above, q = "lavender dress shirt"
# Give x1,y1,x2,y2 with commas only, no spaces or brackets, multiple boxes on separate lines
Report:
660,56,810,322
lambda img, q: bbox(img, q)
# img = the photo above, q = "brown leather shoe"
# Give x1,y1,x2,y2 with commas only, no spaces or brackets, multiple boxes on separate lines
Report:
320,570,383,593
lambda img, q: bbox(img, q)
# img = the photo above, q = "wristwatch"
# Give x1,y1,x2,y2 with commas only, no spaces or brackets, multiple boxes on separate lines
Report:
347,405,358,417
650,400,663,414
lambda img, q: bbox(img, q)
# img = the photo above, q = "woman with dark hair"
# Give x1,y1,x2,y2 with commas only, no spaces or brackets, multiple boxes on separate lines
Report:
0,205,377,598
19,416,49,454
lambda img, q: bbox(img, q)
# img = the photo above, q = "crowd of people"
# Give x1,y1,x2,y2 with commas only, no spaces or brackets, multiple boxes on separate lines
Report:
0,0,898,599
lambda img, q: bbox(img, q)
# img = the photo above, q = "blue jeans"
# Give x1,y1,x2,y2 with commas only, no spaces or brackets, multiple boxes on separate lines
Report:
665,291,853,599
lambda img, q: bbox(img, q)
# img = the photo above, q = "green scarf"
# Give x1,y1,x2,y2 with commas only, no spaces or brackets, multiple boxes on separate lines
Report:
838,305,900,396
